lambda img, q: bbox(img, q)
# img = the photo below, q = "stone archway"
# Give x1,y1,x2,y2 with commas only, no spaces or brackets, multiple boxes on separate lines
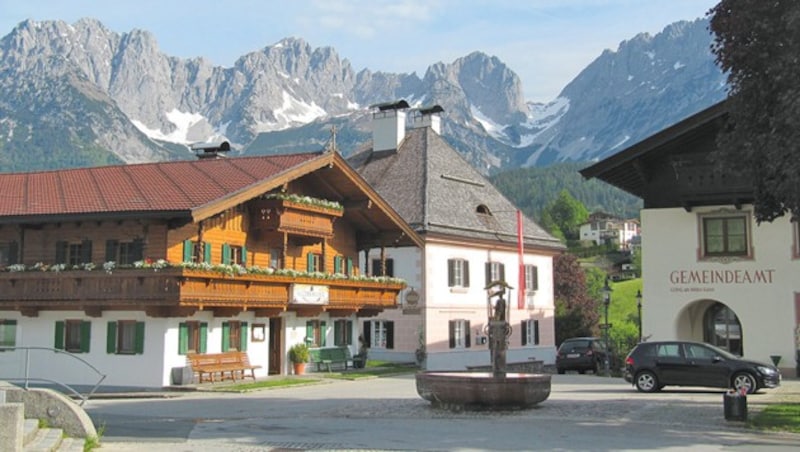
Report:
674,299,743,356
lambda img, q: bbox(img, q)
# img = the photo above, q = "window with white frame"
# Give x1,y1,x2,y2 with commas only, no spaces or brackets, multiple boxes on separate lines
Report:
701,212,750,257
521,319,539,346
363,320,393,349
485,261,505,285
524,264,539,292
448,320,471,349
447,258,470,288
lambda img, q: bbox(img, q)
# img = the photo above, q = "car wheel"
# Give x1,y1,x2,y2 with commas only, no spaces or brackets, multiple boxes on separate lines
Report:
634,371,659,393
732,372,757,394
557,368,565,375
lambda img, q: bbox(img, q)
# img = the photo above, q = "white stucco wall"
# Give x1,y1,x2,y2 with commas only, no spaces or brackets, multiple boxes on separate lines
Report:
642,205,798,373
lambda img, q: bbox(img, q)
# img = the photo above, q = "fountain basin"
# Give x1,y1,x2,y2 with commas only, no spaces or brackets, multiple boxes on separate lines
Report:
416,371,551,410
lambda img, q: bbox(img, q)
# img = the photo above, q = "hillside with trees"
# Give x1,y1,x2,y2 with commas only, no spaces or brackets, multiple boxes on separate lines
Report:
490,162,642,222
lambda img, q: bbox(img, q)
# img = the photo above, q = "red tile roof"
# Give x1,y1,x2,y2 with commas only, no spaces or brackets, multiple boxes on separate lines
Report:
0,153,324,218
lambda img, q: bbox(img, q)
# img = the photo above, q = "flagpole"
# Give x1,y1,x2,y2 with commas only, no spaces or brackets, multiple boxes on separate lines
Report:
517,209,525,309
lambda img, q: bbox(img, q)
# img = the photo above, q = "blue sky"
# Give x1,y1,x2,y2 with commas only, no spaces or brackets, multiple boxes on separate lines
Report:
0,0,718,102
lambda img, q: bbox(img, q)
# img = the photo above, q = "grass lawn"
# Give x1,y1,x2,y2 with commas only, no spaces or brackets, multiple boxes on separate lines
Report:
749,403,800,433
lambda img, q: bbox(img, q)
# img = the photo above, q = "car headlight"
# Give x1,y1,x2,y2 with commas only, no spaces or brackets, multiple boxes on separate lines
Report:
756,366,777,376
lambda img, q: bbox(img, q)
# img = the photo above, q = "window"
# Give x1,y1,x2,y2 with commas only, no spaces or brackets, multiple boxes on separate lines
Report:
56,240,92,266
222,321,247,351
702,214,749,257
371,258,394,277
333,319,353,346
105,239,144,265
54,320,90,353
485,261,505,285
656,343,682,358
222,244,247,265
307,253,322,272
521,319,539,346
524,265,539,292
0,242,18,267
363,320,393,349
336,256,355,276
447,258,470,288
269,248,282,269
106,321,145,354
448,320,471,349
178,321,208,355
183,240,211,263
0,319,17,346
305,320,326,347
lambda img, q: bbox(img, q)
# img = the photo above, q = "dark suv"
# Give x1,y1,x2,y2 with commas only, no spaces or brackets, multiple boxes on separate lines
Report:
623,341,781,394
555,337,608,374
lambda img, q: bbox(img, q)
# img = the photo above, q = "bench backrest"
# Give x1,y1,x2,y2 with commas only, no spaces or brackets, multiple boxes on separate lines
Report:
187,351,248,367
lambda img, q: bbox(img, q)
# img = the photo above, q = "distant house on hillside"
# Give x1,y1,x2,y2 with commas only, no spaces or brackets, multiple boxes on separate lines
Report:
349,101,565,371
579,212,640,250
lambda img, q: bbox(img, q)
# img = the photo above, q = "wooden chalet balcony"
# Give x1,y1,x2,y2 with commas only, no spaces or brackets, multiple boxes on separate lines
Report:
0,268,404,318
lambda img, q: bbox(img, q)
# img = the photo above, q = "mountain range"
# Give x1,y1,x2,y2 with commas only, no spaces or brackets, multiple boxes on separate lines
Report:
0,17,727,175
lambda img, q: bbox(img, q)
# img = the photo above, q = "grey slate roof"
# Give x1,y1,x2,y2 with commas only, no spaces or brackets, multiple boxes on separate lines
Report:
349,127,564,251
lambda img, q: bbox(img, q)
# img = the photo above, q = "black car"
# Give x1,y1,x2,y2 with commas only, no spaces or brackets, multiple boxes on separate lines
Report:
623,341,781,394
555,337,608,374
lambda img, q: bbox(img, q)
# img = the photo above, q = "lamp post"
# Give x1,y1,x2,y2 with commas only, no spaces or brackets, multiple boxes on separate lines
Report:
602,278,612,377
636,289,643,343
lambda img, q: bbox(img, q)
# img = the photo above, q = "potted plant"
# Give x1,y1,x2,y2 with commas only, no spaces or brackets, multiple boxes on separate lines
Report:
289,343,310,375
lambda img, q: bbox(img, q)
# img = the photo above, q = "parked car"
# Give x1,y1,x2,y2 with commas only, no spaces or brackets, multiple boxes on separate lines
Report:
556,337,609,374
623,340,781,394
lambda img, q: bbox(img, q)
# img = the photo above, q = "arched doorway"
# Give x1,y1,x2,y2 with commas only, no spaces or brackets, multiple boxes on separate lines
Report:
703,302,742,356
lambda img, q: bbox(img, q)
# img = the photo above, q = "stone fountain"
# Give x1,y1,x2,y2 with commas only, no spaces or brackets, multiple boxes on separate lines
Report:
415,281,551,410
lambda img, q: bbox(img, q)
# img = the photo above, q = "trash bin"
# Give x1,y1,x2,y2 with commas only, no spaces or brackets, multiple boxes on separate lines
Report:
171,366,193,385
723,390,747,421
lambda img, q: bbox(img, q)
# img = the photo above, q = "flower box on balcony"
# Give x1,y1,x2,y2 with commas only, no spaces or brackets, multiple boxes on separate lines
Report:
251,196,343,238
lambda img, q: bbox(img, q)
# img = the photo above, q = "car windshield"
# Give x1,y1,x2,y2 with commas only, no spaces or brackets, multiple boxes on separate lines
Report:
560,340,591,350
699,343,739,360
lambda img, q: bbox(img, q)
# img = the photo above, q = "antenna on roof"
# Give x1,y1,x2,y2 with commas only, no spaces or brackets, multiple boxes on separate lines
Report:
325,125,338,153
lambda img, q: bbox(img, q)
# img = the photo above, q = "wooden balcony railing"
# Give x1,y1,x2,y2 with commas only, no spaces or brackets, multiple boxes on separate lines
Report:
0,268,404,318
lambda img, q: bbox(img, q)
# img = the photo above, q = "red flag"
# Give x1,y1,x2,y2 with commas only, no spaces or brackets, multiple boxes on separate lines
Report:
517,209,525,309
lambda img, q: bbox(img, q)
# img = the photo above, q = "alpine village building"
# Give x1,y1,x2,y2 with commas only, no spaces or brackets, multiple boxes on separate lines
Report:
581,100,799,377
349,101,565,371
0,147,422,388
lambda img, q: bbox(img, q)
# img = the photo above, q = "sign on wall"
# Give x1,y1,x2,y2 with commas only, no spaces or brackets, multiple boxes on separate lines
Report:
290,284,329,305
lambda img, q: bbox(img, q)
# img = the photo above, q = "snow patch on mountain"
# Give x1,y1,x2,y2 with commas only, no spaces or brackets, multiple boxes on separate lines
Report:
131,109,208,143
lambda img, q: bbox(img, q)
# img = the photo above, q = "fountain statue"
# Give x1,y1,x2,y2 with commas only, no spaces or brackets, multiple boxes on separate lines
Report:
415,281,551,410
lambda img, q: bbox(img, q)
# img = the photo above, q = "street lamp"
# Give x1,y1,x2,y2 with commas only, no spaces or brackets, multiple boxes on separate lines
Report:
602,277,612,377
636,289,643,343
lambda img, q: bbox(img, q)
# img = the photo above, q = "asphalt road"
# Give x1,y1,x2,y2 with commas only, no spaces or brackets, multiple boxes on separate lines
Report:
84,374,800,451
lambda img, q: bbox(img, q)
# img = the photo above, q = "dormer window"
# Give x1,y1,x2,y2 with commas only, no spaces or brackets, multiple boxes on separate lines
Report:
476,204,492,215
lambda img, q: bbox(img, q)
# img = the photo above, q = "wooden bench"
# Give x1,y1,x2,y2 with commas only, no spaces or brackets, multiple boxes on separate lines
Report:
187,351,261,383
309,347,352,372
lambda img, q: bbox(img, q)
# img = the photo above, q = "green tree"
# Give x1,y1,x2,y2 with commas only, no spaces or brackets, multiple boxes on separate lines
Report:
553,254,599,344
709,0,800,222
540,189,589,241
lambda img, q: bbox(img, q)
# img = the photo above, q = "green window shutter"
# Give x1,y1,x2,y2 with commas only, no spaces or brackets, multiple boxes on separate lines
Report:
183,240,193,263
80,321,91,353
485,262,491,286
306,253,314,272
81,239,93,264
333,256,342,274
447,260,455,286
346,321,353,345
135,322,145,354
55,241,67,264
533,266,539,291
521,320,527,346
465,321,471,348
448,321,455,349
320,321,327,346
499,264,505,283
131,238,144,262
463,261,470,287
54,321,64,350
241,246,247,265
178,322,188,355
386,321,394,349
222,243,231,265
306,321,314,344
362,321,371,346
534,320,540,345
199,322,208,353
221,322,230,351
204,242,212,263
105,240,118,263
240,322,248,351
107,321,117,354
333,321,341,346
346,258,353,276
1,320,16,345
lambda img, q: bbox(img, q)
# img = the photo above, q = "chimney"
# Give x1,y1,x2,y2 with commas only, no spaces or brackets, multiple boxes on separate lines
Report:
190,140,231,159
370,100,409,152
410,105,444,134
